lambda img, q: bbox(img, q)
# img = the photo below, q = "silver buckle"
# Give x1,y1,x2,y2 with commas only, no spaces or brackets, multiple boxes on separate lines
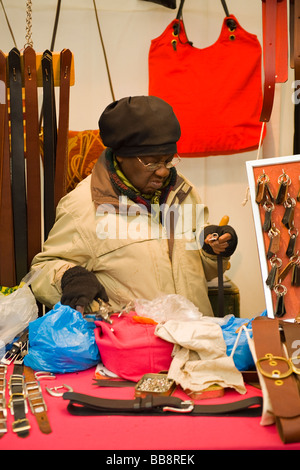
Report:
26,381,47,413
163,400,194,413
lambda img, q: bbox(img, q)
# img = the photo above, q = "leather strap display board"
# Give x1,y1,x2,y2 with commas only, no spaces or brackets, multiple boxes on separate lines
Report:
246,156,300,320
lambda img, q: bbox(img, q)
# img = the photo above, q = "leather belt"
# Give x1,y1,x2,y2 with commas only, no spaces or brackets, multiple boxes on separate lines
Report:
0,365,7,437
8,363,30,437
63,392,262,417
24,46,42,266
24,366,52,434
252,317,300,443
42,49,57,239
8,47,28,284
54,48,72,207
291,0,300,153
260,0,288,122
0,50,15,286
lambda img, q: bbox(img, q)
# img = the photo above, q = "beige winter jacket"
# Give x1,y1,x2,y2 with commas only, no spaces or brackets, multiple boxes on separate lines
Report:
30,151,228,316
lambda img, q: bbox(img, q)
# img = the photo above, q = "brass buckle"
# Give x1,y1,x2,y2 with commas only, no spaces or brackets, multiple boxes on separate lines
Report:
12,418,30,434
256,353,293,381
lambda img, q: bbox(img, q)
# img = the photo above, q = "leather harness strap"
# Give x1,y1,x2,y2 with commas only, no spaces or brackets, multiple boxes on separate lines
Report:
23,366,52,434
24,46,42,266
54,48,72,207
260,0,278,122
63,391,262,417
0,50,15,286
260,0,288,122
8,363,30,437
8,47,28,284
252,317,300,444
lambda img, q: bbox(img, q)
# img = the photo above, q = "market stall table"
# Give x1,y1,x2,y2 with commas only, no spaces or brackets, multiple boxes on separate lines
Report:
1,364,300,452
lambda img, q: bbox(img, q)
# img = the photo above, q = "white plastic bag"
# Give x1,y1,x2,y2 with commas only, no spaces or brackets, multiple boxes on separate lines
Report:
0,271,39,345
134,294,203,323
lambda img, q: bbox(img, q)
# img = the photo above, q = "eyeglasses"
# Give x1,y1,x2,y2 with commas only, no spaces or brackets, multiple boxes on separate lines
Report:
136,154,181,172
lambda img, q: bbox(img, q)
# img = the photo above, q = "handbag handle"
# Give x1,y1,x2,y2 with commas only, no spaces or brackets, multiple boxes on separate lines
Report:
176,0,236,30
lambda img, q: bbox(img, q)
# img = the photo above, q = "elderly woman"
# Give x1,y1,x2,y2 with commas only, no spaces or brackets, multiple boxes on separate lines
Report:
30,96,237,316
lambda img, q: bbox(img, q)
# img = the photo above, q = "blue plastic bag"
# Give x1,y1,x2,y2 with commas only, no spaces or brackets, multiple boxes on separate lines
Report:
24,302,100,373
221,310,267,371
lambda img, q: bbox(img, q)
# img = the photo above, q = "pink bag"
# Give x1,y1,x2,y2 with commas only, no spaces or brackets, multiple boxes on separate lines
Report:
94,311,173,382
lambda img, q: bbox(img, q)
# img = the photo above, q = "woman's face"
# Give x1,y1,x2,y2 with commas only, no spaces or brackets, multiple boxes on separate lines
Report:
115,154,174,195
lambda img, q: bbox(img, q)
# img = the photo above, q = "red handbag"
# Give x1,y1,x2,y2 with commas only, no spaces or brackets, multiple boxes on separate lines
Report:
149,15,265,156
94,311,173,382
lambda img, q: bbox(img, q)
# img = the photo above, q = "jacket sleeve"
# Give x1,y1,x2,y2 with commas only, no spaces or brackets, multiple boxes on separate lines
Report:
30,198,95,308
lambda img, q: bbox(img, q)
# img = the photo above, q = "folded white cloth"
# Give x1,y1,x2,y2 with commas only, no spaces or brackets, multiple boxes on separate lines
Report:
155,319,246,395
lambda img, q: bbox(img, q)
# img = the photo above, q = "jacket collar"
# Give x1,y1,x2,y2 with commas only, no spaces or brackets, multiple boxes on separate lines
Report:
90,149,192,208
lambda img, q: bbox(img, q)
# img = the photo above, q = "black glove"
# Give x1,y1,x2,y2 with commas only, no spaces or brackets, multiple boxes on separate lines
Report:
200,225,238,257
61,266,109,309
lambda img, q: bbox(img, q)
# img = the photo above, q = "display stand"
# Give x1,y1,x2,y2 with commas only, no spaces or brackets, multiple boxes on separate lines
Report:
246,155,300,320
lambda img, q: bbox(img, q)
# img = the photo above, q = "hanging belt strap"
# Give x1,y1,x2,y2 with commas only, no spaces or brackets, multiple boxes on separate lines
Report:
252,317,300,443
24,46,41,266
54,48,72,207
291,0,300,153
63,392,262,417
0,50,15,286
8,47,28,284
42,50,57,239
260,0,288,122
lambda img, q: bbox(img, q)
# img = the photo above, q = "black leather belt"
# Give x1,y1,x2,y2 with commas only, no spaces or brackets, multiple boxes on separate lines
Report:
63,392,262,417
54,48,72,207
8,47,28,284
42,49,57,240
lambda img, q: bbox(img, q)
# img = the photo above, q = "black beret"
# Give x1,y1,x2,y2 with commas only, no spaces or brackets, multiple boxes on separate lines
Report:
98,95,181,157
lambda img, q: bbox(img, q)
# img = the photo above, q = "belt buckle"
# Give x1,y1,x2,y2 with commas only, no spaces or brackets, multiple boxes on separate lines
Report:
163,400,194,414
12,418,30,434
256,353,293,383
